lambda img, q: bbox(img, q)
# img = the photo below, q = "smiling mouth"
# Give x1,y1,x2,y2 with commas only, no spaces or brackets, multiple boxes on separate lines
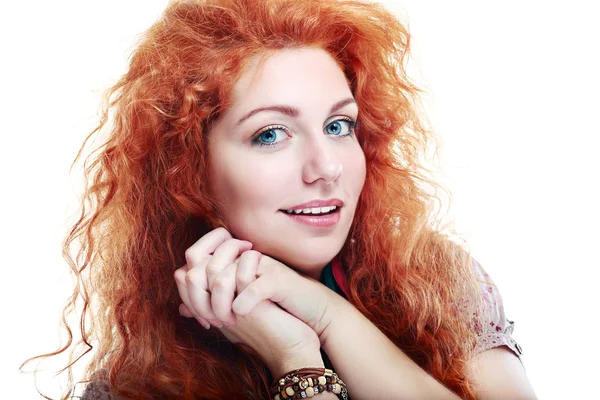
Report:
279,205,339,215
278,206,341,228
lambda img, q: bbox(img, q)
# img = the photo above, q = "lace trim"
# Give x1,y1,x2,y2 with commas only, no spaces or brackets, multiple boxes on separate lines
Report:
475,330,523,357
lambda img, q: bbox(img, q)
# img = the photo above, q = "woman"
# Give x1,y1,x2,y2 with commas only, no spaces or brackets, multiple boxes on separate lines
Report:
22,0,536,398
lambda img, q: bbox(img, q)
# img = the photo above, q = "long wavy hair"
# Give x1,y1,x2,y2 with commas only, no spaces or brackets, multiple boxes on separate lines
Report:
22,0,487,398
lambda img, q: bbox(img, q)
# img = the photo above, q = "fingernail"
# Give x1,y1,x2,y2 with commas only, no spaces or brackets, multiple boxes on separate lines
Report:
204,323,211,330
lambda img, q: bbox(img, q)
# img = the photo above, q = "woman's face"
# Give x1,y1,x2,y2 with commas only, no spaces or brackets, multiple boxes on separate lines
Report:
207,47,366,278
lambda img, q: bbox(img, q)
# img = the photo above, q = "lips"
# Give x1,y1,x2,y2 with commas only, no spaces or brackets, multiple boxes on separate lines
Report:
282,198,344,211
280,206,341,227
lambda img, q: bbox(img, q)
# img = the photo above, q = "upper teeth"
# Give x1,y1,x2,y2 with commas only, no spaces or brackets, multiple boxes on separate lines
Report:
284,206,337,214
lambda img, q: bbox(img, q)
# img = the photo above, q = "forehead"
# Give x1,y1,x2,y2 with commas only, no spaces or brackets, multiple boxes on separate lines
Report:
230,47,352,108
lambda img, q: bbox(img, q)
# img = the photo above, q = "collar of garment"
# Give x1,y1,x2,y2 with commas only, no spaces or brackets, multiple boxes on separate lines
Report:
318,256,350,298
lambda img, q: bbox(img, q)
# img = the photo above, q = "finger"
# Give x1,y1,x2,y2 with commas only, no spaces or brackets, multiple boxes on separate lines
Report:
185,260,222,325
184,227,233,267
232,277,281,316
175,268,213,329
236,250,261,293
179,303,212,330
210,262,238,325
179,303,194,318
174,264,195,315
207,239,253,292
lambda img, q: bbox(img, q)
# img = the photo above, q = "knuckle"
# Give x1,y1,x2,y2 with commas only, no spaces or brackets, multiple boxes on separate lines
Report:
205,262,219,275
245,284,261,297
225,262,238,276
173,268,186,283
236,275,252,288
184,248,197,264
216,227,231,238
184,268,203,286
211,278,227,291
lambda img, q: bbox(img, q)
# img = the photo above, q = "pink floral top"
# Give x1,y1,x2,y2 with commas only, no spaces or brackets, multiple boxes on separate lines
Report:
469,259,524,359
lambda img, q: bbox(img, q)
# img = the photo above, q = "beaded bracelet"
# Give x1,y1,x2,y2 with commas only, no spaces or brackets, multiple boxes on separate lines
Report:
270,367,348,400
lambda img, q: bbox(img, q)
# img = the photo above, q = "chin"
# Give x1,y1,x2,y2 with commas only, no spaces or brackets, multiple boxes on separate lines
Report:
238,227,347,271
275,243,341,272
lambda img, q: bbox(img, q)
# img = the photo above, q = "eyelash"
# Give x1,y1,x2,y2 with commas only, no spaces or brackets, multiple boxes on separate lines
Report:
251,117,358,148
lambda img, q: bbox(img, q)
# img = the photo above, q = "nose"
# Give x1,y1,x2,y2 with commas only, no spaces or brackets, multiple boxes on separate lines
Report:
301,132,343,185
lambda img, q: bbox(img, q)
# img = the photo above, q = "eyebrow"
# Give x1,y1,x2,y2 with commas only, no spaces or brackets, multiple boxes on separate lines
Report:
234,97,357,127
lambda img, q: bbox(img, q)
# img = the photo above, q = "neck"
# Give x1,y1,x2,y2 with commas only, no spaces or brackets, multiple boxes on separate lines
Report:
310,259,335,281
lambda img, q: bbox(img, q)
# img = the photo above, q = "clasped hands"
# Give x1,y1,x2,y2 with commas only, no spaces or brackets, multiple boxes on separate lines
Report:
173,227,335,372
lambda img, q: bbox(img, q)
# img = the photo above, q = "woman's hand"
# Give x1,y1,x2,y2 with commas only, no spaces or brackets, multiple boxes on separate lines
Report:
173,228,324,374
176,227,333,337
229,254,333,337
174,227,253,328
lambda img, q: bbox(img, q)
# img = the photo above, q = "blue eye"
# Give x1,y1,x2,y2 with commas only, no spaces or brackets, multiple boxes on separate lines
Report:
325,118,356,136
251,126,288,147
250,117,357,148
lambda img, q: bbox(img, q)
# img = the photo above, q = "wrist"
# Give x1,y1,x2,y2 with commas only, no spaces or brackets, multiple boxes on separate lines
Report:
313,283,344,346
269,350,325,379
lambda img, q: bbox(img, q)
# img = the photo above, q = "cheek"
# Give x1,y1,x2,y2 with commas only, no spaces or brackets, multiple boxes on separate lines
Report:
344,146,367,193
210,152,293,212
215,156,293,241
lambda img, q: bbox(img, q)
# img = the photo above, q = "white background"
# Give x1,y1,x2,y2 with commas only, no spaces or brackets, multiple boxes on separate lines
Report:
2,0,598,398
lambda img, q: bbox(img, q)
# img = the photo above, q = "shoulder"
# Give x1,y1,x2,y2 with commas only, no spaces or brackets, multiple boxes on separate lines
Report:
80,370,121,400
81,380,118,400
470,259,524,361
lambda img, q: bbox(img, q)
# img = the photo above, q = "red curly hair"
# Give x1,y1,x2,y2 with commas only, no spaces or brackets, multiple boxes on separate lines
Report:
22,0,486,398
